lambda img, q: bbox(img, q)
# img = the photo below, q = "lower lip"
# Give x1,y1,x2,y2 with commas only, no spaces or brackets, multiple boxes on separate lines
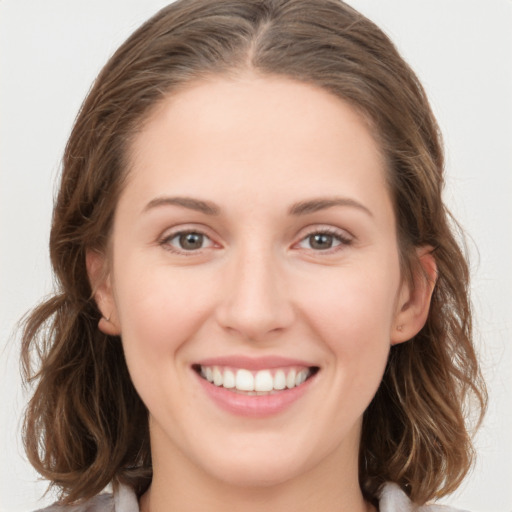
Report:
195,371,316,418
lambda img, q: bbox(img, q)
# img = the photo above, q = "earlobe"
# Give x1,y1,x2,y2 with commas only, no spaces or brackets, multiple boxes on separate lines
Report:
86,249,121,336
391,246,437,345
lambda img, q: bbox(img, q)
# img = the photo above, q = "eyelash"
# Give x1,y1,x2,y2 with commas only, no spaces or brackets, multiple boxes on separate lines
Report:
159,226,353,255
295,227,353,253
159,229,215,255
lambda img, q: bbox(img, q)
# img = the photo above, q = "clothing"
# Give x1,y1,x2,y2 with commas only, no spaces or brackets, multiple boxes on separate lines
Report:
36,482,468,512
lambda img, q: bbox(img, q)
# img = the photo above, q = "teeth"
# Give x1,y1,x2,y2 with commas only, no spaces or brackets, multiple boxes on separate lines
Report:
223,369,235,388
200,365,314,393
296,369,308,386
254,370,273,392
236,369,254,391
274,370,286,390
213,367,223,386
286,369,296,389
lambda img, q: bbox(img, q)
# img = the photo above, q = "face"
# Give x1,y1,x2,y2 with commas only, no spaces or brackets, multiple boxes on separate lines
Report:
91,75,427,490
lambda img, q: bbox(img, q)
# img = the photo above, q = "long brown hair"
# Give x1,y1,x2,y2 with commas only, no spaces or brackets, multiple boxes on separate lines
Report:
21,0,486,505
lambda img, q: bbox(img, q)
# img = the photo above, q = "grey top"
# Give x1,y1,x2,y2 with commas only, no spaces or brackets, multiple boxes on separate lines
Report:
37,482,468,512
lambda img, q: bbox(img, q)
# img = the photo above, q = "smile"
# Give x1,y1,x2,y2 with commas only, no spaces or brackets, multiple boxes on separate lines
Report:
195,365,318,394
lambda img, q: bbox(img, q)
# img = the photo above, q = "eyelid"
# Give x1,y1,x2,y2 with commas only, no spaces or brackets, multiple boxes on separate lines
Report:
156,223,353,255
293,225,354,251
158,224,221,254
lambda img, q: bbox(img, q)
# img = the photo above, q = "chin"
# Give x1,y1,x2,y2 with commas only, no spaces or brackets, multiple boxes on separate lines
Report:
187,429,336,490
200,455,306,489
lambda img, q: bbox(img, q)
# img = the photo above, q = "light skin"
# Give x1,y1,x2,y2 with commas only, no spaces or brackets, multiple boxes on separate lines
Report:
87,74,436,512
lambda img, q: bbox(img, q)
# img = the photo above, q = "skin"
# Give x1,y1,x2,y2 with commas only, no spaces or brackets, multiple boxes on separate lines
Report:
88,74,435,512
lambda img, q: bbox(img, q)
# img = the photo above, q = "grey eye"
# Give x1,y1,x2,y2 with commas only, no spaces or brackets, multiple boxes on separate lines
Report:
177,232,205,250
297,230,350,251
162,228,217,254
308,233,336,250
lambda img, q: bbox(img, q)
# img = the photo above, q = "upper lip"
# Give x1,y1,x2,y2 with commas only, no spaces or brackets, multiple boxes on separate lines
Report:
194,355,317,371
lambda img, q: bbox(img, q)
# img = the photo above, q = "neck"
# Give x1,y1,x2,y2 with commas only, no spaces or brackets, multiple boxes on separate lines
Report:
141,424,375,512
141,485,375,512
141,473,374,512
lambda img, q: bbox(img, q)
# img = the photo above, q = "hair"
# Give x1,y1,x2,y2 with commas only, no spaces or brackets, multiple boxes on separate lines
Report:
21,0,487,506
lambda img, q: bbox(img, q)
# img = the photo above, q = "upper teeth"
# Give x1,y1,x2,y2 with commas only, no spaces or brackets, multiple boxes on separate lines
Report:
200,366,311,393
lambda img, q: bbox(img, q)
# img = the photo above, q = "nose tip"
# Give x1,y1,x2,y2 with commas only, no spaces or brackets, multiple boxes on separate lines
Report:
215,254,294,341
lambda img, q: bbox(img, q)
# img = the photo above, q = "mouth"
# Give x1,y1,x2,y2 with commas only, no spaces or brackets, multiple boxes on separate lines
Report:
192,364,320,395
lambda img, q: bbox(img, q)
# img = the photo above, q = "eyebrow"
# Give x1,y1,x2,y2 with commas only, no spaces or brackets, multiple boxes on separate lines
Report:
143,196,220,215
142,195,372,217
288,197,373,217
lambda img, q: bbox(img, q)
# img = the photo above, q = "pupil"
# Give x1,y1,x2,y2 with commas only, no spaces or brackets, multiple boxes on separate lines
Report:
179,232,203,250
310,233,332,250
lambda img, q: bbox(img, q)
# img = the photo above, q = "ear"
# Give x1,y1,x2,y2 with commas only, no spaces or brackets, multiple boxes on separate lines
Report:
86,249,121,336
391,246,437,345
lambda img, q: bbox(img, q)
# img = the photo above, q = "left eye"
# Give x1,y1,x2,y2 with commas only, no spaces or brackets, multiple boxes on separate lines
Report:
164,231,213,251
297,232,348,251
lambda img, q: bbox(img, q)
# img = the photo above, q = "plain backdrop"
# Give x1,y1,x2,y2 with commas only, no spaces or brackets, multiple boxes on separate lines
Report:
1,1,511,511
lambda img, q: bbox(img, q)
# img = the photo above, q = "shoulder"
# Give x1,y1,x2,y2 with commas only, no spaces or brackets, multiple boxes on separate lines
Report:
379,483,470,512
34,485,138,512
34,494,115,512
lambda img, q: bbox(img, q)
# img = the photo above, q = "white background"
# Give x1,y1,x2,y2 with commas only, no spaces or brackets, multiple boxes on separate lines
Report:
1,1,511,511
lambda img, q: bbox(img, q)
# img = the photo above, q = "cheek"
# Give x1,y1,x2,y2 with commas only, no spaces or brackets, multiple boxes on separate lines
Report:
299,261,400,367
309,263,398,326
112,263,216,373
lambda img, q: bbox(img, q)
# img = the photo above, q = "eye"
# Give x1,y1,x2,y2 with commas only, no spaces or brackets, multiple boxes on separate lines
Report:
162,231,215,252
297,230,352,251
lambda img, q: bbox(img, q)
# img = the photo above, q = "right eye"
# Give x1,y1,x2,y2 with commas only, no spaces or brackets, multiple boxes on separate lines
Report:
161,231,215,253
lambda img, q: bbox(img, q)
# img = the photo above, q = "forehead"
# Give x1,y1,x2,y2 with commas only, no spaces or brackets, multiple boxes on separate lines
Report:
135,74,382,152
124,75,391,218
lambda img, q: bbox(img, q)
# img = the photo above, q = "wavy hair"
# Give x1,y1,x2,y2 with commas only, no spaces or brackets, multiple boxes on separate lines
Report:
21,0,486,505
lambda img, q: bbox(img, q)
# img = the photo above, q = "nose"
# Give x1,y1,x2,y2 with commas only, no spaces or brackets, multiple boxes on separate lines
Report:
215,245,295,342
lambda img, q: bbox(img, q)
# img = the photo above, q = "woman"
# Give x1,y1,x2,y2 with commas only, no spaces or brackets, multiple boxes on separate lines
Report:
21,1,487,510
